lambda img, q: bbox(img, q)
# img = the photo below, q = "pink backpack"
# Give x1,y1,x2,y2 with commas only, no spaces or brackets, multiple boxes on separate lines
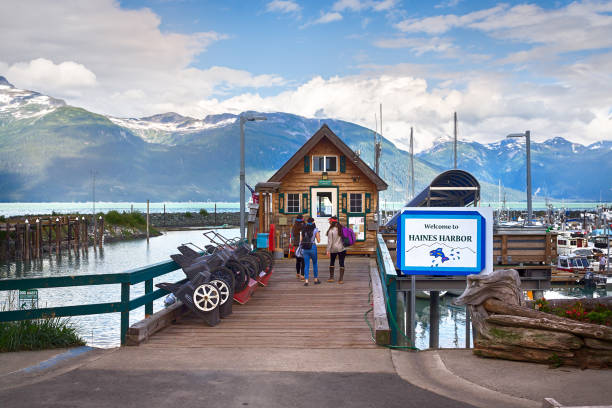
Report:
341,226,356,247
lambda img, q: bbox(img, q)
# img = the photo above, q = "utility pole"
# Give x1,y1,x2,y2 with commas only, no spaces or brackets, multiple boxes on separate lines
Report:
453,112,458,169
375,105,382,233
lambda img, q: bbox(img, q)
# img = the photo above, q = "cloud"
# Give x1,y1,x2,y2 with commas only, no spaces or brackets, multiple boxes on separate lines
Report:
374,36,456,56
332,0,398,12
265,0,301,15
301,12,343,28
395,4,507,34
0,0,283,117
435,0,461,9
191,62,612,151
1,58,96,94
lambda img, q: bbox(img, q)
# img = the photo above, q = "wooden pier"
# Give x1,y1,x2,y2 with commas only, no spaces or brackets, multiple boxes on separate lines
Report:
0,216,104,262
139,258,379,349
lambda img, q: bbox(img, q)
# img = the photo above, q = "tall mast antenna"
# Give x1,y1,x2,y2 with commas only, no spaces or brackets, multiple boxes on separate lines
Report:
454,111,458,169
410,127,415,199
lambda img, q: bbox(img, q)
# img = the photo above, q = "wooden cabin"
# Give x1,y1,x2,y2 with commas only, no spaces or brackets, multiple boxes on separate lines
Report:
255,124,388,256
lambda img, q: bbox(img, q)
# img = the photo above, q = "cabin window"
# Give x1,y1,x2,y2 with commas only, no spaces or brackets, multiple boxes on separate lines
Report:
312,155,337,172
558,239,567,246
287,193,301,213
349,193,363,213
560,258,568,267
570,240,576,246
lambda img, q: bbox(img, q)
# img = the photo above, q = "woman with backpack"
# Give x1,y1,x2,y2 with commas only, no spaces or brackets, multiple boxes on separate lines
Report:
326,216,346,284
300,217,321,286
290,214,305,280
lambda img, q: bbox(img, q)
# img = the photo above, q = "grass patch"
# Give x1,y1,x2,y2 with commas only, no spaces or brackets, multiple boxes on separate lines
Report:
0,318,85,352
104,210,146,228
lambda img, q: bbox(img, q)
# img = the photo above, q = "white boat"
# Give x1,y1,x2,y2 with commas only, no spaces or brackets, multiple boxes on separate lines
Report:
557,231,589,256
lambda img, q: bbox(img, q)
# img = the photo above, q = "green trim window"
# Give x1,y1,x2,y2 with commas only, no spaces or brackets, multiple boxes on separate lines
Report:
349,193,363,213
278,193,285,214
312,155,338,172
346,214,366,242
286,193,301,214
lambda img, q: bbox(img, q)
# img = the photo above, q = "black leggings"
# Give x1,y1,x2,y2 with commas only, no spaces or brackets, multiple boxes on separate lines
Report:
296,256,305,276
329,251,346,267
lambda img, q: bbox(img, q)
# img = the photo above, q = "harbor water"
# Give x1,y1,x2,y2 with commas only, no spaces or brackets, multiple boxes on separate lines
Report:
0,229,240,348
1,227,609,349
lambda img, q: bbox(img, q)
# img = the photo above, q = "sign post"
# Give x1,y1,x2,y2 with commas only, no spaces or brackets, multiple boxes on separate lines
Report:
396,207,493,346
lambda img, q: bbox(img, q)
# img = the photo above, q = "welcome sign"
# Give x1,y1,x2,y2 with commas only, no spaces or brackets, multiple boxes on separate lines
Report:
396,207,493,275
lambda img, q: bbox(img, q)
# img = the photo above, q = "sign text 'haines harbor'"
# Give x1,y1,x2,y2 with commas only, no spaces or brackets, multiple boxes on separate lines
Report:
396,208,493,276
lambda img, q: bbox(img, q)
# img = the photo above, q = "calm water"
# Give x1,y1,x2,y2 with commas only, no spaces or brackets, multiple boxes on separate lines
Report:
0,202,241,217
1,227,609,349
0,201,608,218
0,229,240,348
407,287,611,350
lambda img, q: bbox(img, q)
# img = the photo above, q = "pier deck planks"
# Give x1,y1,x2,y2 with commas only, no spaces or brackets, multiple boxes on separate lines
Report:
141,257,379,349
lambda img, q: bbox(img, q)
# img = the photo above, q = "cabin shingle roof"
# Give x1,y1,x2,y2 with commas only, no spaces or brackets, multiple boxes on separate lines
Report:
267,124,388,191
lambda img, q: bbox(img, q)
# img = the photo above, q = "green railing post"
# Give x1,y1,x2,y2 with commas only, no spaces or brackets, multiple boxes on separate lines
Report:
120,282,130,345
145,279,153,317
388,277,398,345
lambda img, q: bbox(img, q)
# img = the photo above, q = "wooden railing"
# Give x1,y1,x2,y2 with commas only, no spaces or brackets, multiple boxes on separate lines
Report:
0,258,180,345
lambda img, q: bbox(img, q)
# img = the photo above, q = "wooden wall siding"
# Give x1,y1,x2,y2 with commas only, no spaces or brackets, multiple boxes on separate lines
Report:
272,137,379,254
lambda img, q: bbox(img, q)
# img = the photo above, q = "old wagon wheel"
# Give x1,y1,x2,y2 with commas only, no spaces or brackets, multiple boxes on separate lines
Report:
193,284,220,312
210,279,230,305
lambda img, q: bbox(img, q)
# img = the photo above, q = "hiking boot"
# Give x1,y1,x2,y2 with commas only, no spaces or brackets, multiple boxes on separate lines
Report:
327,266,335,282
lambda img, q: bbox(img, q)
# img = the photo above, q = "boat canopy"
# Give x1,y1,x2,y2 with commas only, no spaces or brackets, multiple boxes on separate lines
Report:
385,169,480,228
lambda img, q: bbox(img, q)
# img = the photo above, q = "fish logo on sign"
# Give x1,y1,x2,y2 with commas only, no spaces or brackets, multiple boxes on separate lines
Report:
429,248,450,263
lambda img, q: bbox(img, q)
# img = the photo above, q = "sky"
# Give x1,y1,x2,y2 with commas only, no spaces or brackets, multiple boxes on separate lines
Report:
0,0,611,151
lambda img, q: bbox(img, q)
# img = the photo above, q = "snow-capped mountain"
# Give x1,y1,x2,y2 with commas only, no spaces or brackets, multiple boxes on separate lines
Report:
0,77,609,201
0,76,65,121
417,137,612,200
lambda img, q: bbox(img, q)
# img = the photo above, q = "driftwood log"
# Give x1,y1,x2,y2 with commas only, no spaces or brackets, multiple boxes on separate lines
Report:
525,297,612,312
453,269,612,368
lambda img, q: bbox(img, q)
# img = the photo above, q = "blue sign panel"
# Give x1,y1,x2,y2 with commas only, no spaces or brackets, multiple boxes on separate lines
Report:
397,210,487,275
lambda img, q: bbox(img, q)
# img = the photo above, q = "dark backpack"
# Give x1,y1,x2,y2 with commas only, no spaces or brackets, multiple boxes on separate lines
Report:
300,225,315,250
341,226,356,247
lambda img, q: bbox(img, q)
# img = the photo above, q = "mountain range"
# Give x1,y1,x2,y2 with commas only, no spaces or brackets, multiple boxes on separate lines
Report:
1,76,610,203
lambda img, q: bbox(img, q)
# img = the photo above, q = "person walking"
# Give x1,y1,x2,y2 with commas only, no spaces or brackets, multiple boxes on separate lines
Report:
290,214,305,280
301,217,321,286
326,216,346,284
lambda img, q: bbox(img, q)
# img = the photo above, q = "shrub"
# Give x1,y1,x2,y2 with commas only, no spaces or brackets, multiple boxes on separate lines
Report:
199,209,209,216
184,212,192,218
0,318,85,352
0,215,5,222
104,210,146,228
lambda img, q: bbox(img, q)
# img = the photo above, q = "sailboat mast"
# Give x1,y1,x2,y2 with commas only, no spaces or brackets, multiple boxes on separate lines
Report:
410,127,415,199
453,111,457,169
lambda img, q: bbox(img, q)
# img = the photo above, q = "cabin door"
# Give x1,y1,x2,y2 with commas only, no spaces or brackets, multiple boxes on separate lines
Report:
311,187,337,246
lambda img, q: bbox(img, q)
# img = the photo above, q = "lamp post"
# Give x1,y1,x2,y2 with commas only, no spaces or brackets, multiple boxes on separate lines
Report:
506,130,532,226
240,115,267,240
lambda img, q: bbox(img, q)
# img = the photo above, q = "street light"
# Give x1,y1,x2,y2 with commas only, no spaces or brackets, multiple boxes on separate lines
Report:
240,115,267,240
506,130,532,226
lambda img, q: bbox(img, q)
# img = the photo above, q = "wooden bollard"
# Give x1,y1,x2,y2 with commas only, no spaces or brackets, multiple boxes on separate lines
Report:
55,217,61,255
36,219,41,259
24,219,30,261
98,216,103,248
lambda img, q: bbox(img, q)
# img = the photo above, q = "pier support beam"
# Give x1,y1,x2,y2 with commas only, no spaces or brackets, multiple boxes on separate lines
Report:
429,291,440,349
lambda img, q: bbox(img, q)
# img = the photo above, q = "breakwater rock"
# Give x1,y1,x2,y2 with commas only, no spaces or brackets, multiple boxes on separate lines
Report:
149,212,240,228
